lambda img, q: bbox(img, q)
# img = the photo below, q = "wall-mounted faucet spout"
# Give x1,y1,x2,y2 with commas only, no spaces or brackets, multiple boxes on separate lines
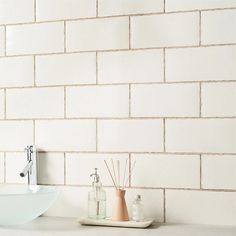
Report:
20,160,33,177
20,145,37,185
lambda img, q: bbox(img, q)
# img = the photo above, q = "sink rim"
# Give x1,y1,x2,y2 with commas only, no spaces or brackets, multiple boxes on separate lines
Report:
0,184,59,197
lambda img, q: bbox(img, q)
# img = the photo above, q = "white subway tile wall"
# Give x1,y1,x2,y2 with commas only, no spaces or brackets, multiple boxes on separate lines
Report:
166,190,236,226
66,17,129,51
0,153,4,182
202,82,236,117
36,0,96,21
36,53,96,86
0,0,34,25
0,0,235,226
131,154,200,188
201,9,236,45
0,89,4,119
98,49,164,84
0,27,5,56
131,12,199,48
98,0,164,16
66,85,129,118
131,83,199,117
6,87,64,119
0,57,34,87
202,155,236,190
6,22,64,55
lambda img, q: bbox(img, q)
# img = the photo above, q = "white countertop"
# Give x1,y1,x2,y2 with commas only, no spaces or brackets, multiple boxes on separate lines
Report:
0,217,235,236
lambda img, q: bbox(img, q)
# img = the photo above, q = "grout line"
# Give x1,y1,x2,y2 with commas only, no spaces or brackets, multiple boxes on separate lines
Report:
129,84,131,117
200,154,202,189
2,150,236,156
4,88,6,119
96,119,98,152
1,116,236,121
25,183,236,192
199,82,202,117
33,120,35,145
64,87,66,118
96,52,98,84
129,16,131,49
96,0,99,17
1,80,236,90
34,0,36,22
33,56,36,86
1,7,235,28
163,189,166,222
64,21,66,53
163,48,166,82
4,152,6,183
129,153,131,187
4,25,6,56
64,152,66,185
164,0,166,13
163,119,166,152
199,11,202,46
1,43,236,59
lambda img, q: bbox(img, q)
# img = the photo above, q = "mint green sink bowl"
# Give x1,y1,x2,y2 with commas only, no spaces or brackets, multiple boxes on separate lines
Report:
0,184,59,226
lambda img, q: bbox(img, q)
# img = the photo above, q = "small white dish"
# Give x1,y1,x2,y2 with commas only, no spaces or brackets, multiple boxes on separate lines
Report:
77,217,154,228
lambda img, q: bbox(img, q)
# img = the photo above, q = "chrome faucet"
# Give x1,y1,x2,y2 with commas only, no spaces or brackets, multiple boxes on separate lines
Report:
20,145,37,185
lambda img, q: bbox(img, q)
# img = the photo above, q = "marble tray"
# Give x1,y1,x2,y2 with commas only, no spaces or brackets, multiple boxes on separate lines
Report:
77,217,154,228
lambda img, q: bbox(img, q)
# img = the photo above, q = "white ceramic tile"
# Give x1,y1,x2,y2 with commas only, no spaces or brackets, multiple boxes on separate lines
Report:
202,155,236,190
202,82,236,117
38,152,64,185
166,190,236,226
66,153,129,186
131,154,200,188
98,50,163,84
0,56,34,87
131,84,199,117
36,0,96,21
0,0,34,24
98,119,163,152
202,9,236,45
43,186,89,217
0,89,4,119
35,120,96,152
6,22,64,56
0,27,4,56
0,121,33,151
6,87,64,119
166,46,236,82
166,0,236,12
36,53,96,86
98,0,164,16
5,152,27,184
0,153,4,183
66,17,129,52
66,85,129,118
106,188,164,221
166,119,236,153
131,12,199,48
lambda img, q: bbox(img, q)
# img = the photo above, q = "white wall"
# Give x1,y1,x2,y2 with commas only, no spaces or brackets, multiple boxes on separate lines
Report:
0,0,236,226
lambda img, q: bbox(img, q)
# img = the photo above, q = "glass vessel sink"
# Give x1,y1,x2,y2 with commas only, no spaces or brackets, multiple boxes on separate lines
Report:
0,184,59,226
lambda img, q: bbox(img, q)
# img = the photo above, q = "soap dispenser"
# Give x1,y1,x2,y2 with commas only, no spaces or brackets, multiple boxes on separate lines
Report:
88,168,106,219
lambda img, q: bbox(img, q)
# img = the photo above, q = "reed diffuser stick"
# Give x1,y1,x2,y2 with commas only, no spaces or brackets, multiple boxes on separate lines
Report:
104,160,117,189
117,160,120,189
124,160,136,188
111,159,117,186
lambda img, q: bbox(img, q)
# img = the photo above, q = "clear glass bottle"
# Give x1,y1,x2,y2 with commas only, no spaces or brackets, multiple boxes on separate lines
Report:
132,195,144,222
88,168,106,219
